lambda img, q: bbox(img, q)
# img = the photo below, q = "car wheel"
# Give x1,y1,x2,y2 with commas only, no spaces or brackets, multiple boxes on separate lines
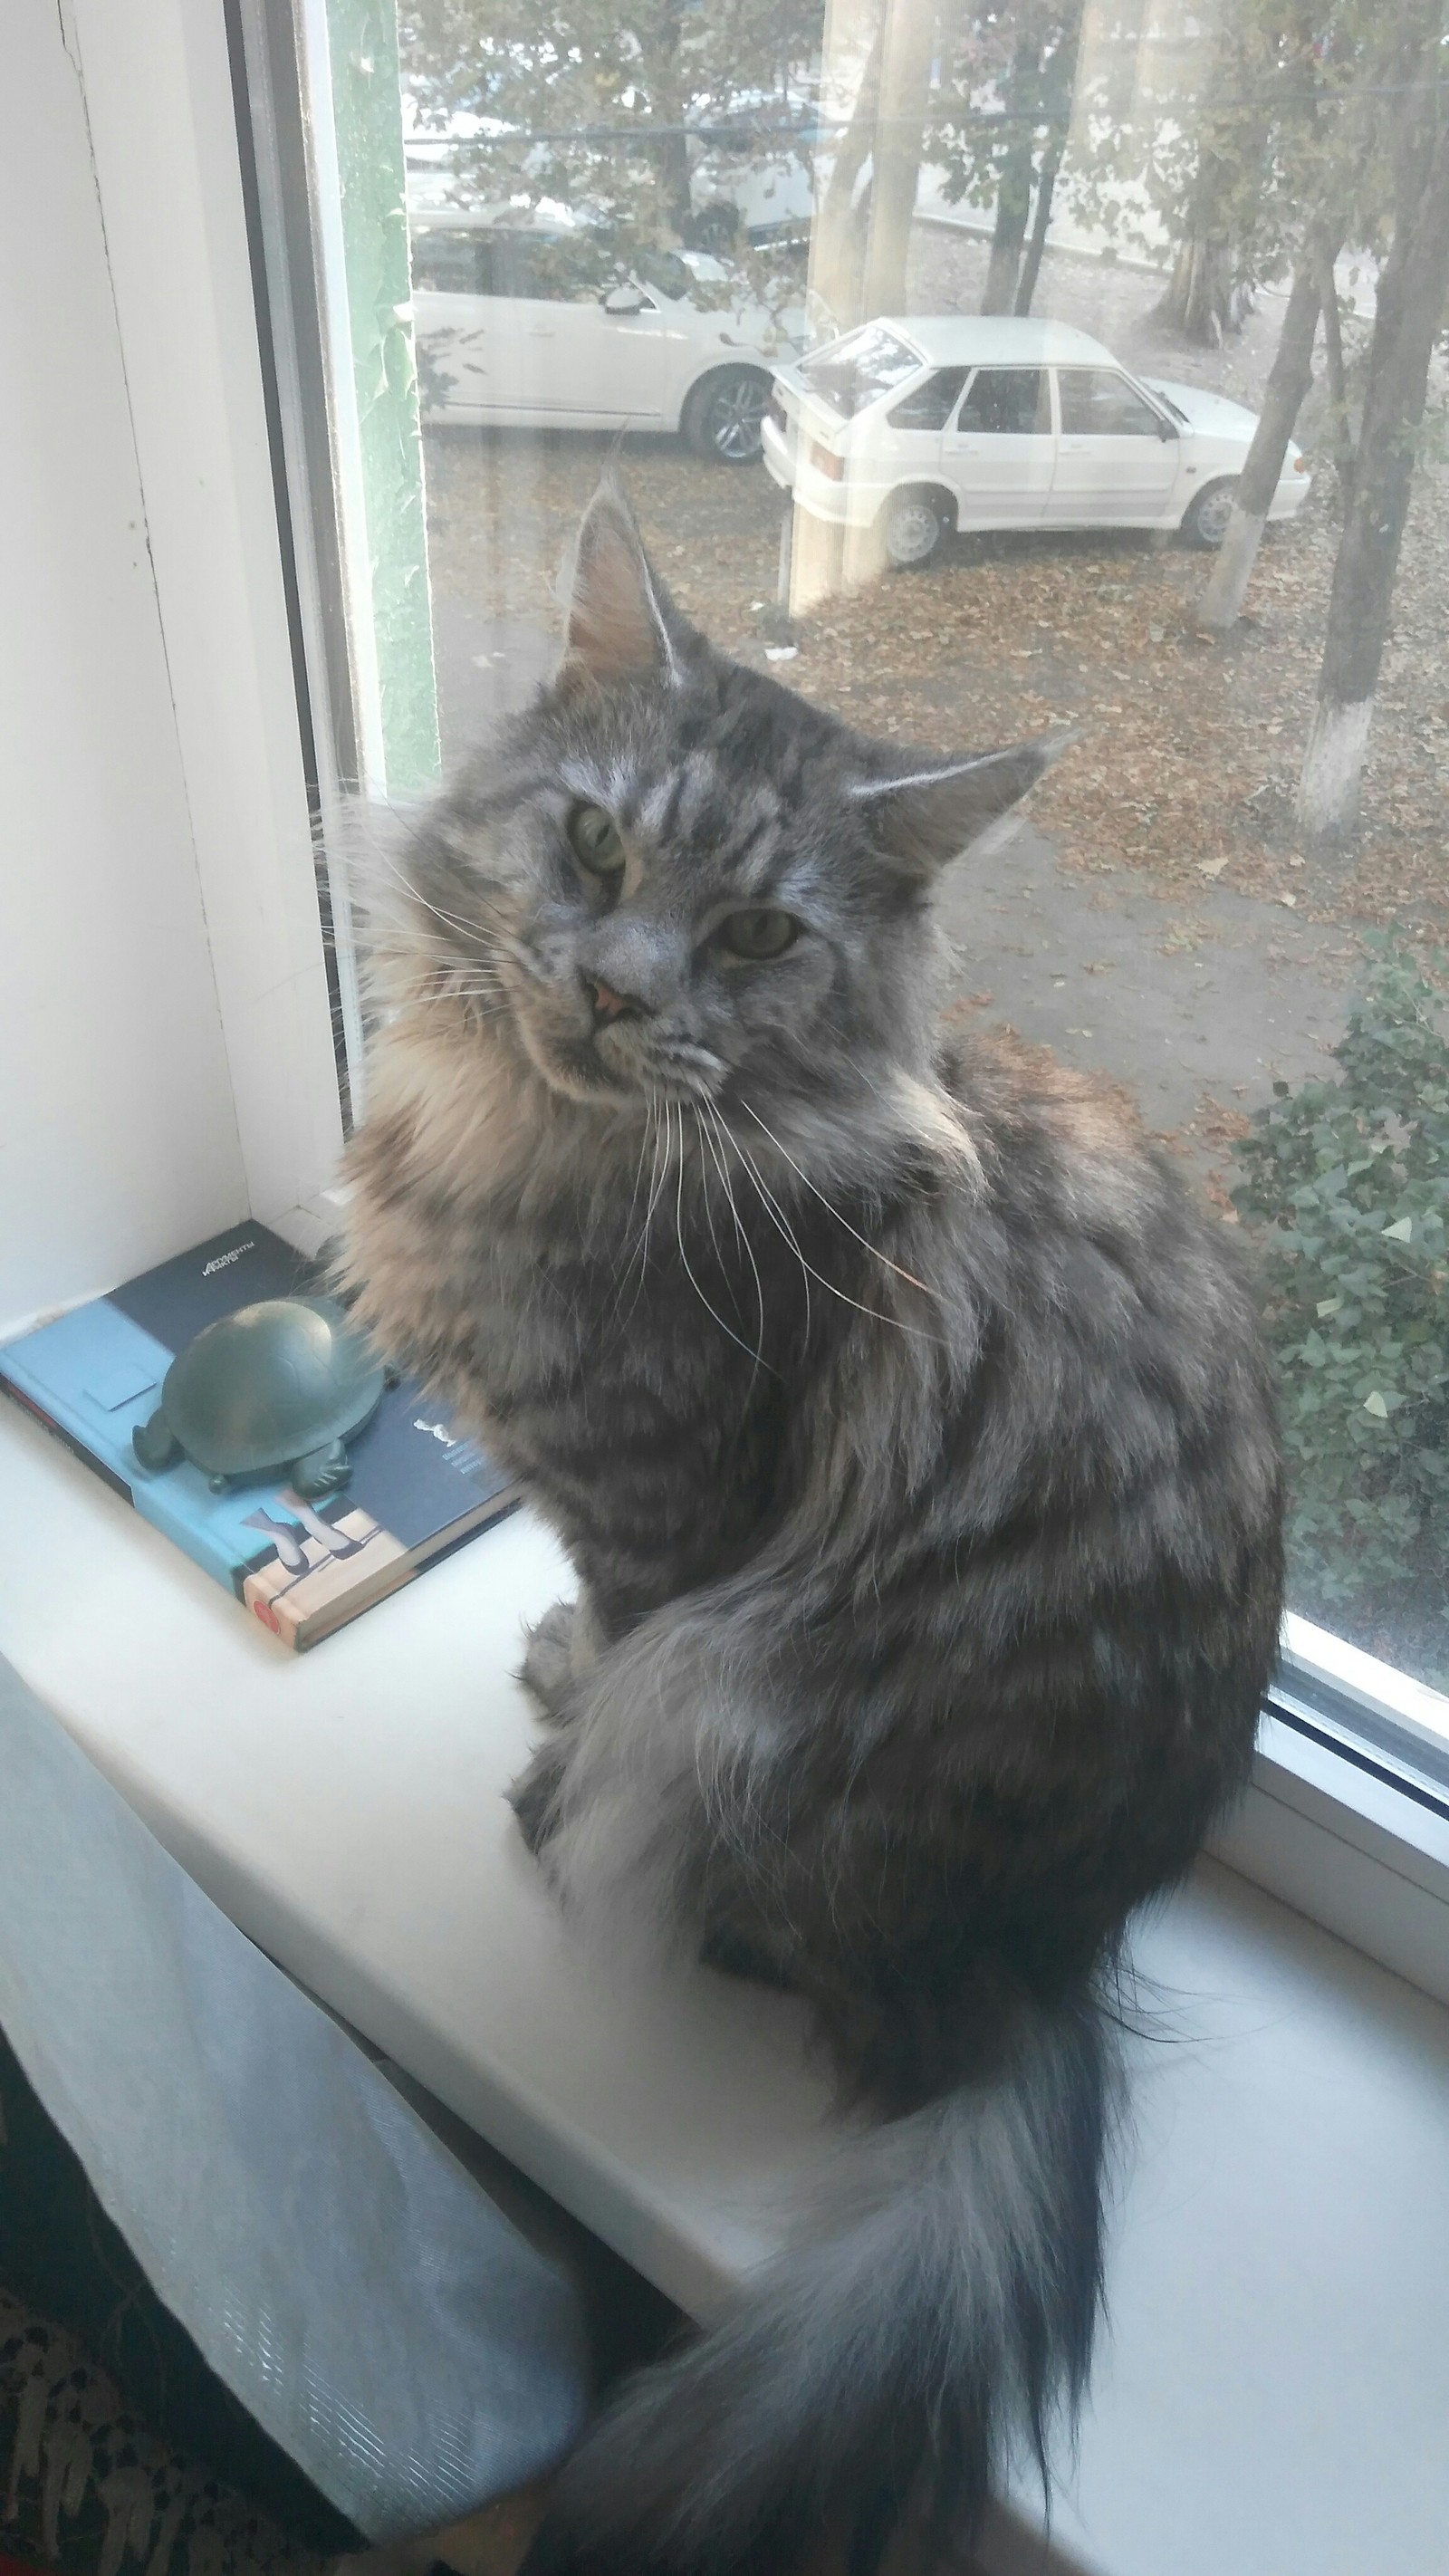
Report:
1181,477,1238,549
879,488,949,570
682,367,770,464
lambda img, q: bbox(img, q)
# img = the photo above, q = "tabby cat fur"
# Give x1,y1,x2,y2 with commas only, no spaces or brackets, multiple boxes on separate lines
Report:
340,483,1283,2576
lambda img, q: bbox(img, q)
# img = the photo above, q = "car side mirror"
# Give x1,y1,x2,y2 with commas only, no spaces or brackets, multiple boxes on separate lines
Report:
603,284,646,314
1156,417,1176,441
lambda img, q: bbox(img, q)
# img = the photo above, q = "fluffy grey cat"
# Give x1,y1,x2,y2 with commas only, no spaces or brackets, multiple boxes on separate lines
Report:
341,484,1283,2575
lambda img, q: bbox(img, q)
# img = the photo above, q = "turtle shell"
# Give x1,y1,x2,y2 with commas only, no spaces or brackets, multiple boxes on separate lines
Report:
158,1296,384,1480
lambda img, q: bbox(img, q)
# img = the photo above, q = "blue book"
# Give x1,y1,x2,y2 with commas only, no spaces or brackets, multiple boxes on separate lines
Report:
1,1223,518,1648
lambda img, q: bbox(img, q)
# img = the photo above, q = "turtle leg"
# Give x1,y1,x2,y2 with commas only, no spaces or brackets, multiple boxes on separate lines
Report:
131,1411,180,1475
292,1438,350,1498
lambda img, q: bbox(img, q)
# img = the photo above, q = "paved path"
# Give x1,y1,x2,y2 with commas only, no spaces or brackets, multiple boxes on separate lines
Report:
939,819,1359,1156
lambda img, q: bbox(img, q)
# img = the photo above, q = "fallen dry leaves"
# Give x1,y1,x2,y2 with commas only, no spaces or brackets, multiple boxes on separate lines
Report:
422,213,1448,940
426,426,1447,938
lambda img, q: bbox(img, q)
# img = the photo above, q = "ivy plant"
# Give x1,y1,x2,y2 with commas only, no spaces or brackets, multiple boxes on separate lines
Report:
1232,937,1449,1667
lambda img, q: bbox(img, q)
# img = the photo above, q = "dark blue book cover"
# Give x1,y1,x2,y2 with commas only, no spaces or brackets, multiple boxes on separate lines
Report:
0,1223,518,1648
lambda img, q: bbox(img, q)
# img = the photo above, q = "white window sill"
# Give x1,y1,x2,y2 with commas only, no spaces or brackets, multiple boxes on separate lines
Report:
3,1396,1448,2576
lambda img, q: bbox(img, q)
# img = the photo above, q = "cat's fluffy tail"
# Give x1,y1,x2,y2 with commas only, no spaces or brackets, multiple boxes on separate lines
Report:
519,1983,1117,2576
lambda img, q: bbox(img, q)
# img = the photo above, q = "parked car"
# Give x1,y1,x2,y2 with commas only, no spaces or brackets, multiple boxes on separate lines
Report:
687,88,823,244
762,315,1311,565
409,210,803,461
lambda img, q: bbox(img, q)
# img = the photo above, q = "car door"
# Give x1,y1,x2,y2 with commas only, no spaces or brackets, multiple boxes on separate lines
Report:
1046,369,1181,524
487,235,603,419
940,369,1054,528
591,280,676,424
865,365,969,509
501,237,673,423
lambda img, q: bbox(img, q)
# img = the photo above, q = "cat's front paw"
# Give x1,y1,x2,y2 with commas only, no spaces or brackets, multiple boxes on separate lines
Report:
519,1599,578,1725
507,1737,570,1859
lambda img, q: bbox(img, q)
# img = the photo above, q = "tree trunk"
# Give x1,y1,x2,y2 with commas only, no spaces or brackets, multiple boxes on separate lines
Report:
1152,6,1262,349
812,18,885,330
638,0,693,236
1013,3,1083,318
1317,244,1356,501
859,0,935,319
1195,247,1330,633
1297,94,1449,846
1012,133,1061,317
655,125,694,236
1157,232,1236,345
981,41,1041,314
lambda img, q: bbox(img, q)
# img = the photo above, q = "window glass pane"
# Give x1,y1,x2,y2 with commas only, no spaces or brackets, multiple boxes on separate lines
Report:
889,369,968,430
799,324,923,418
634,248,701,303
1058,370,1165,437
409,229,490,295
259,0,1449,1714
502,233,615,303
957,369,1050,436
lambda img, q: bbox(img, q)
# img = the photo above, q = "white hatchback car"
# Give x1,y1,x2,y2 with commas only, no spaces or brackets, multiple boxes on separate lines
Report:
762,315,1310,564
410,213,803,462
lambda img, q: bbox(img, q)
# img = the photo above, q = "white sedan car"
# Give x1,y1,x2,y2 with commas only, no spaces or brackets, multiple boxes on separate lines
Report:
410,213,802,462
762,316,1310,564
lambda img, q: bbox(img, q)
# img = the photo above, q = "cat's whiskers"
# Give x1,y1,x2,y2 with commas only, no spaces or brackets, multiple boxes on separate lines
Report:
613,1092,659,1268
698,1101,769,1376
737,1101,937,1302
608,1097,671,1332
692,1106,756,1368
720,1118,944,1347
363,840,533,991
602,1095,663,1321
365,837,495,949
385,954,513,1024
387,995,513,1026
670,1100,775,1388
715,1121,811,1344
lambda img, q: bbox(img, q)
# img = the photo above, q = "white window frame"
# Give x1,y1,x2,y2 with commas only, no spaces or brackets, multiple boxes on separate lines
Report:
14,0,1449,2008
60,0,350,1260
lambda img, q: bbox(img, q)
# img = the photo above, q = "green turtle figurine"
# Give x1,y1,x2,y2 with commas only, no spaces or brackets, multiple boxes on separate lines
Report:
131,1295,386,1497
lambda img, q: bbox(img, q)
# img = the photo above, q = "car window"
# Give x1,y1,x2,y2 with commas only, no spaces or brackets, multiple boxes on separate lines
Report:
888,369,968,430
409,231,493,295
955,369,1050,435
1058,370,1165,437
800,323,922,418
497,234,614,303
633,247,695,302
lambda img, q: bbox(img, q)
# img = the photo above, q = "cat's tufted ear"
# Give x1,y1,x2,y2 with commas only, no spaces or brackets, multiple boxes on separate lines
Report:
560,480,685,687
849,734,1070,872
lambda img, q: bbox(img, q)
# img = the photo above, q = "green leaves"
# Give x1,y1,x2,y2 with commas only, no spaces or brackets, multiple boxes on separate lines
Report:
1233,940,1449,1670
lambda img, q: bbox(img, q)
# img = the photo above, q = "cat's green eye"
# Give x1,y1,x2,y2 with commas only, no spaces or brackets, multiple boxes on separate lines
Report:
717,908,800,963
568,802,624,874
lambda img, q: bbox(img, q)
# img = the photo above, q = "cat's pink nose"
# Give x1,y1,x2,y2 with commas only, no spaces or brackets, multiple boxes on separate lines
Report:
585,976,635,1025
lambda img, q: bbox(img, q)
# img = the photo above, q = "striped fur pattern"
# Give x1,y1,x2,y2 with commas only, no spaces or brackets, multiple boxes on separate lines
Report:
341,484,1283,2572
